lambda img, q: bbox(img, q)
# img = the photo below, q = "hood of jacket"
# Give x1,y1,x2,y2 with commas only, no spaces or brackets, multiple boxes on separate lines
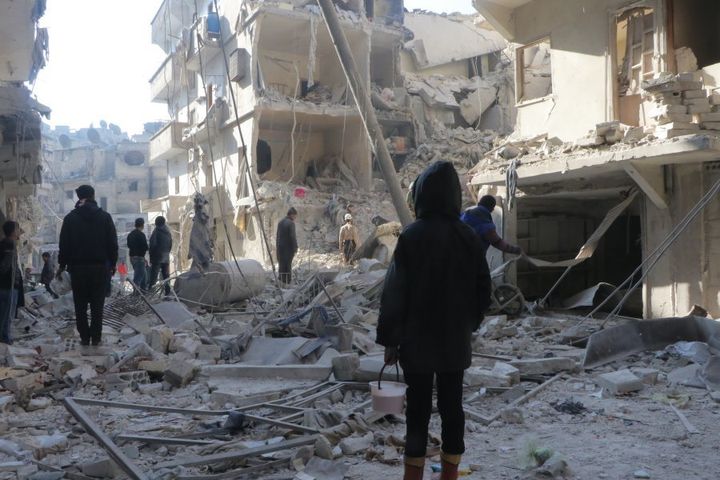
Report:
155,224,171,237
412,161,462,220
75,200,104,221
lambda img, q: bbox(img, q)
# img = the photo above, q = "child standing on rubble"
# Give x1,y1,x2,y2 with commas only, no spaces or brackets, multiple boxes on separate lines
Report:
338,214,360,265
377,161,492,480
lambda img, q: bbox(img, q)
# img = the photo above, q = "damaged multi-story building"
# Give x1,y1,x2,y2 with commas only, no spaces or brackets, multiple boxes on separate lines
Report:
145,0,513,272
473,0,720,318
0,0,50,263
38,123,169,263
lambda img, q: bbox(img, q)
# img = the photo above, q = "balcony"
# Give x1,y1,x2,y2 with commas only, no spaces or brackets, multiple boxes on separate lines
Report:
186,16,222,72
149,121,189,165
151,0,196,54
149,53,186,103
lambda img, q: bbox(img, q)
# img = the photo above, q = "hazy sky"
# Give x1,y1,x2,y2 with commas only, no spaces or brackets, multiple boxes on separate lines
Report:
33,0,475,135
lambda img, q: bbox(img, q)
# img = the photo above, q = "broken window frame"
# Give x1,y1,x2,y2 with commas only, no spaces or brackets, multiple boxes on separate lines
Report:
515,36,553,105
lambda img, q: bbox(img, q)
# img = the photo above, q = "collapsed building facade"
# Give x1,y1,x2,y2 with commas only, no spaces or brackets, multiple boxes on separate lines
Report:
144,0,512,273
38,123,169,264
0,0,50,265
473,0,720,318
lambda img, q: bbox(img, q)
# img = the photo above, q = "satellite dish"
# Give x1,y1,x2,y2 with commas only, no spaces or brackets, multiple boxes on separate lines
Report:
87,128,101,144
100,120,108,129
123,150,145,166
58,134,72,149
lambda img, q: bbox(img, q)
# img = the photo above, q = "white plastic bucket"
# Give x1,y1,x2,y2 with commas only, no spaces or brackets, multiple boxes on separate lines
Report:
369,364,407,415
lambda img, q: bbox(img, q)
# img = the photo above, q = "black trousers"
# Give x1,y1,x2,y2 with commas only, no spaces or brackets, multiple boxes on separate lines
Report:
278,255,294,284
343,240,356,263
404,370,465,459
149,263,170,295
70,265,108,343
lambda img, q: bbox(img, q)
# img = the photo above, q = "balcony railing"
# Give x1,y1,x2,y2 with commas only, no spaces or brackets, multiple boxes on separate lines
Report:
149,121,189,165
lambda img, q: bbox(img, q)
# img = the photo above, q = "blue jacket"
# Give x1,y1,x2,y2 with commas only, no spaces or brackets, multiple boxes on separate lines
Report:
460,205,496,253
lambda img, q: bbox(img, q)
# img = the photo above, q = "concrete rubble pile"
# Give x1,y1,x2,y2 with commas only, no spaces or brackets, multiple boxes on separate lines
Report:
4,261,720,479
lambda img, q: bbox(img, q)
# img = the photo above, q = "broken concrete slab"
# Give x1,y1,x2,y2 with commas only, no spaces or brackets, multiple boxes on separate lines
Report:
510,358,575,375
596,369,644,395
164,361,198,387
465,364,517,388
331,353,359,381
667,364,706,389
354,356,404,382
632,368,660,385
583,316,720,368
81,458,121,478
339,433,374,456
148,326,174,354
202,364,332,381
238,337,310,365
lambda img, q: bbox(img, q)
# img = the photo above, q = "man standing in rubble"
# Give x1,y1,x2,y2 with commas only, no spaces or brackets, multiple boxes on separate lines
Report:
149,216,172,296
461,195,523,255
127,218,149,291
377,161,492,480
276,207,298,284
58,185,118,346
338,213,360,264
0,221,24,345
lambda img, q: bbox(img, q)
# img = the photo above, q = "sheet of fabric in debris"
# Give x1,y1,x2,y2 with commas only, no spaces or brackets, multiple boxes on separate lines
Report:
524,191,638,268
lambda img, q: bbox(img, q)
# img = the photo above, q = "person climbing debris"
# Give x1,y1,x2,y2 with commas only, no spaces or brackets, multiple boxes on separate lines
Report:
339,213,360,264
461,195,523,255
0,221,24,345
377,161,492,480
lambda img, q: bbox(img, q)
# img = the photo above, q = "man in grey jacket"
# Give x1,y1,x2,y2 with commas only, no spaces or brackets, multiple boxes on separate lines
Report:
149,216,172,296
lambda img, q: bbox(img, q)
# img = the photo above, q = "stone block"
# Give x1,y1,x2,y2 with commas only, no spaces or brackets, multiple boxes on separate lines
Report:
653,113,693,125
465,367,513,387
648,104,688,117
595,121,620,136
138,358,170,376
658,121,699,131
510,358,575,375
688,104,712,114
315,435,334,460
331,353,359,381
81,458,121,478
1,372,45,394
164,361,198,387
355,356,403,382
710,93,720,105
492,362,520,384
683,89,707,99
596,369,644,395
631,367,659,385
339,433,374,456
683,97,710,106
654,128,700,139
701,122,720,130
699,112,720,122
148,326,173,354
197,344,222,361
170,333,202,357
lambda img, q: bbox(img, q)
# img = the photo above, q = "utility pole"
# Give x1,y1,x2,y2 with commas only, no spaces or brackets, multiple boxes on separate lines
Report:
316,0,414,227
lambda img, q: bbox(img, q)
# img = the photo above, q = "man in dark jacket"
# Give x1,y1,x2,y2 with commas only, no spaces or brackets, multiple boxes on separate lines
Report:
276,208,298,284
0,221,24,345
127,218,149,291
461,195,522,255
149,216,172,296
58,185,118,346
377,162,492,480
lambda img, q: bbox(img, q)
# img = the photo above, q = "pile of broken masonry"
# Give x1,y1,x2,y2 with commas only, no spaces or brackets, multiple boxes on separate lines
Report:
3,259,720,479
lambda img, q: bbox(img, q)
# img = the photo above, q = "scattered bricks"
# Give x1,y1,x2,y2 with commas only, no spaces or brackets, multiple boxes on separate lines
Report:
103,371,151,391
64,338,79,352
49,357,84,379
632,368,659,385
604,128,625,144
164,360,198,387
701,122,720,131
683,89,707,99
510,357,575,375
81,458,122,478
331,353,360,381
651,92,683,105
197,344,222,361
148,326,173,354
688,104,712,114
596,369,644,395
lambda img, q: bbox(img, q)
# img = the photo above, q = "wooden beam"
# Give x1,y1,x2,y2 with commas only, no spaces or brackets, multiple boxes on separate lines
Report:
625,162,668,209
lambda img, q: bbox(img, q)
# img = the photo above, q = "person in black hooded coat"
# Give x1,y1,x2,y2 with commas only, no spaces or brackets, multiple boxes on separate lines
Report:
376,161,492,480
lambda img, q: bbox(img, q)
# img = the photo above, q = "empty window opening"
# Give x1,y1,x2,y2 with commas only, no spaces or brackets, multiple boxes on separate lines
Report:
256,140,272,175
517,38,552,103
129,181,139,192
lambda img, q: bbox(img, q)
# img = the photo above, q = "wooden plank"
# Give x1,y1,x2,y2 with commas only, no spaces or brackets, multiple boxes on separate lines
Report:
155,436,318,469
671,405,700,434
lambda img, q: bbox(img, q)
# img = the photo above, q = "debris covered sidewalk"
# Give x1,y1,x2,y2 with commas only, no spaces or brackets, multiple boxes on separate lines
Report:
2,269,720,480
